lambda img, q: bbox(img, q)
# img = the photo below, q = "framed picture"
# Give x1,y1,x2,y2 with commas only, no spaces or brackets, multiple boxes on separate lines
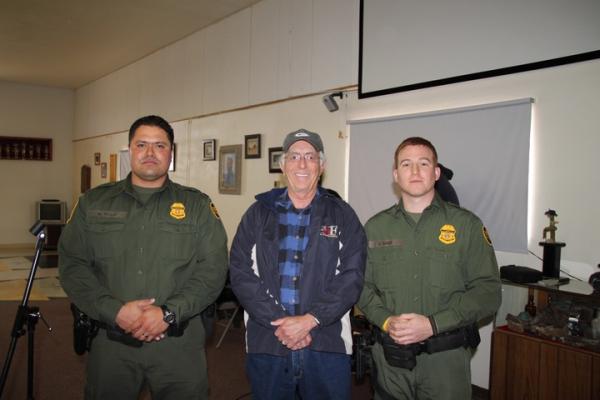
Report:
268,147,283,173
94,152,101,165
100,162,107,179
169,143,176,172
203,139,216,161
218,145,242,195
244,134,261,159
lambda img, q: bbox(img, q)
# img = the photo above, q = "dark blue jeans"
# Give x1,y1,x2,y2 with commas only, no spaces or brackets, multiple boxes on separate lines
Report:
246,349,351,400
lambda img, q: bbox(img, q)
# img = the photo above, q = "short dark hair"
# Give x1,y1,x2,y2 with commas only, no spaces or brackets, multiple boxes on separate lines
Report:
128,115,174,147
394,137,438,168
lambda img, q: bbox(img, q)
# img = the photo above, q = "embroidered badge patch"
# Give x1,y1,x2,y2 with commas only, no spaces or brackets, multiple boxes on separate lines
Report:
438,224,456,245
209,202,221,220
169,202,186,220
320,225,339,238
482,226,492,246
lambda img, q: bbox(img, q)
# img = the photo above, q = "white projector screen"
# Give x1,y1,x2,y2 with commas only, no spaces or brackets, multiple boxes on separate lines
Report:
348,98,532,253
359,0,600,98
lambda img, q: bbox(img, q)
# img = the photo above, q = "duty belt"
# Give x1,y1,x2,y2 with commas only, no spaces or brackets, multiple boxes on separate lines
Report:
97,320,189,348
374,323,480,370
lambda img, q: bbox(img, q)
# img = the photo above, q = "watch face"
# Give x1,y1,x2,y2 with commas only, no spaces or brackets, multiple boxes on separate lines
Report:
162,307,176,324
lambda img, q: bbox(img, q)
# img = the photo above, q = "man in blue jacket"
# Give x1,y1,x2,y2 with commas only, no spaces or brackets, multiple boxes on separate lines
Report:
230,129,367,400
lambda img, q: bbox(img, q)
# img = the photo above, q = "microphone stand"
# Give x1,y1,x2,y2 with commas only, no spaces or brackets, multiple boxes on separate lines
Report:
0,221,52,400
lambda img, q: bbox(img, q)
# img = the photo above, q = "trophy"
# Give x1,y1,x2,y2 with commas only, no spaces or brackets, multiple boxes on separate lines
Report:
539,209,566,278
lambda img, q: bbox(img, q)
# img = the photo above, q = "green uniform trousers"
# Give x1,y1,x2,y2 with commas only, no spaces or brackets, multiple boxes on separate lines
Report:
85,321,207,400
371,342,471,400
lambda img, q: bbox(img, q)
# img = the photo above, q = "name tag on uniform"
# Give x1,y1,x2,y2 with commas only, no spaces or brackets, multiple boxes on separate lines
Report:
368,239,403,248
88,210,128,219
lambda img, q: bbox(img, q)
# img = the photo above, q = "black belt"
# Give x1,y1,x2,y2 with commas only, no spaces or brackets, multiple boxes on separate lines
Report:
375,323,479,354
374,323,480,370
97,320,189,348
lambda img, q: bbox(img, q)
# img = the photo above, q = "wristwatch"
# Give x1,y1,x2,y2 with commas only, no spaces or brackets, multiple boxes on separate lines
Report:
160,305,176,325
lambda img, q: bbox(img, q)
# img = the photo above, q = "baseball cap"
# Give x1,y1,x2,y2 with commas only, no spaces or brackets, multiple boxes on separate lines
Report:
282,129,324,153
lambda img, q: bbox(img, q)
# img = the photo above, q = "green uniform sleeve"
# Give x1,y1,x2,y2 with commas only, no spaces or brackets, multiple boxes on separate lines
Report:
164,200,228,323
58,197,123,324
430,218,501,333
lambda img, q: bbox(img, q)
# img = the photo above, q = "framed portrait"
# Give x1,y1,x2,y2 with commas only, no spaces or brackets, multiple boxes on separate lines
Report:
203,139,216,161
94,152,101,165
218,144,242,195
244,134,261,159
100,162,107,179
268,147,283,173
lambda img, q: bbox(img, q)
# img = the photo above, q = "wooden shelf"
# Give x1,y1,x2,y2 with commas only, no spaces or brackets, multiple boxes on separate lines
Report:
491,327,600,400
0,136,52,161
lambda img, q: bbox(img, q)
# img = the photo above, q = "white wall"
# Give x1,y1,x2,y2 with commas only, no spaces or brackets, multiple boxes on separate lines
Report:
345,58,600,387
70,0,600,390
0,81,74,245
73,94,346,245
74,0,358,140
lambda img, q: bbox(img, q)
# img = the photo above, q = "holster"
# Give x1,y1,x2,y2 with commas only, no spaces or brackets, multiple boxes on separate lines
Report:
378,332,420,370
70,303,99,355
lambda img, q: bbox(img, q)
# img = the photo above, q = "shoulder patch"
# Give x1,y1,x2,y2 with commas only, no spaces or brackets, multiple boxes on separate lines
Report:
482,226,493,246
209,202,221,220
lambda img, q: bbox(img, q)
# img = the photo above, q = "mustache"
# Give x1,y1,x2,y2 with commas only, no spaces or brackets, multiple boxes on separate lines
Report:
140,156,159,163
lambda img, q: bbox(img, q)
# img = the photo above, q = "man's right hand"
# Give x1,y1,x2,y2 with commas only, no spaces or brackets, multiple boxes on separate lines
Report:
115,298,155,333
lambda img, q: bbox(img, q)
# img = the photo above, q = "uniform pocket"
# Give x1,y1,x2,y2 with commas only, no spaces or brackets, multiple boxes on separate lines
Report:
157,221,198,261
428,248,464,291
86,222,125,259
368,247,407,290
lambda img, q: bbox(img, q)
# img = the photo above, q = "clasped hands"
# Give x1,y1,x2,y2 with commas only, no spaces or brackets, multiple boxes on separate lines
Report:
115,298,168,343
386,313,434,345
271,314,318,351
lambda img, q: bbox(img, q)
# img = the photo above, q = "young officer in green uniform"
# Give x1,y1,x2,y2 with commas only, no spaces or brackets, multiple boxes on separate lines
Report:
59,115,228,400
358,137,501,400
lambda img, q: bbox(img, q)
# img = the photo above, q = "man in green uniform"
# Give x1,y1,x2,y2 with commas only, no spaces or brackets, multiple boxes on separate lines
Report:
358,137,501,399
59,115,228,400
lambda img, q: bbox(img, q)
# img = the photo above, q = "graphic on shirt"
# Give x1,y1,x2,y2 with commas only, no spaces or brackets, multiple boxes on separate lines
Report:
438,224,456,245
169,202,186,220
482,226,492,245
320,225,339,238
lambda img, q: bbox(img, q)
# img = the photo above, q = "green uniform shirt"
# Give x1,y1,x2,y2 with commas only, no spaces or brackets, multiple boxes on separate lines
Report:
58,174,228,326
358,193,501,334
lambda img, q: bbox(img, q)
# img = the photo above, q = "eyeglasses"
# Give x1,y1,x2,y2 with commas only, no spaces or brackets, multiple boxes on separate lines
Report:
285,152,320,163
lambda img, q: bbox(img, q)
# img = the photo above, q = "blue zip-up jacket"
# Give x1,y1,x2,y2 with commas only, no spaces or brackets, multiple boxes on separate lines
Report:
229,187,367,356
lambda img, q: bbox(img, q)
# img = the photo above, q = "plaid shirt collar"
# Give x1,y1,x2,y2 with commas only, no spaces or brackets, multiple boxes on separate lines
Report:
275,188,321,211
